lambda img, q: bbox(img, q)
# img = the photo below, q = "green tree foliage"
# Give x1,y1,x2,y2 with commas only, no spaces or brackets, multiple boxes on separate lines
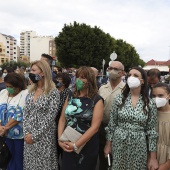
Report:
114,39,145,71
55,21,115,68
55,22,145,71
0,61,30,70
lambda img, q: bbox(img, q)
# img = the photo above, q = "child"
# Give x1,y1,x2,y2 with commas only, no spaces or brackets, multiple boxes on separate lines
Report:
152,83,170,170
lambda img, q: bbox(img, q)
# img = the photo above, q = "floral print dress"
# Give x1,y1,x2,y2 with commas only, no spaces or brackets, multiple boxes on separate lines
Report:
61,94,103,170
105,93,158,170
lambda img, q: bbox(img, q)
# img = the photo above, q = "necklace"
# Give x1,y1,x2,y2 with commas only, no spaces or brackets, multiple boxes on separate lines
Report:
6,96,14,105
4,96,14,120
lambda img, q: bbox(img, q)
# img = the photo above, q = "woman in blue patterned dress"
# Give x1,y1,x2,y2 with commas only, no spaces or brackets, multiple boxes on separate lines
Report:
0,72,28,170
58,66,104,170
104,66,158,170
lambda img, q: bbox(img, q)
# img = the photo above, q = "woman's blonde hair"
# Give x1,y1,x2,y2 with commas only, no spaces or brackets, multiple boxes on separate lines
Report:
74,66,98,98
29,60,56,95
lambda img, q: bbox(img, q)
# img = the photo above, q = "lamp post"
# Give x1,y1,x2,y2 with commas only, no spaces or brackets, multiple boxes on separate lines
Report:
109,51,117,66
102,59,105,78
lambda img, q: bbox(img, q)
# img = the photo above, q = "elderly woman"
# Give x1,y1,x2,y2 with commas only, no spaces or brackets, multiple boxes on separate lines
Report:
58,66,104,170
0,72,28,170
23,60,60,170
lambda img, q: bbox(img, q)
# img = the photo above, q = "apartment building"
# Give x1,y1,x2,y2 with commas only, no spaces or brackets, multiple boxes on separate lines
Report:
20,31,36,59
30,35,56,62
0,33,18,65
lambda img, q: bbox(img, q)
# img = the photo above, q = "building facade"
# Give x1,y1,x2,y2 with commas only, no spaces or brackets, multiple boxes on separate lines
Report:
20,31,36,59
0,33,18,65
143,59,170,72
30,36,56,62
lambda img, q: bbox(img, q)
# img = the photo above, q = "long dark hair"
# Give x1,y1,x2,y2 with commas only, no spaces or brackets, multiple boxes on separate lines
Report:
120,66,150,114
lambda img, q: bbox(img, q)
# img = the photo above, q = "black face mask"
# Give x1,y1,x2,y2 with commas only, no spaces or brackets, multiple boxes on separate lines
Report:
53,71,58,75
29,73,42,83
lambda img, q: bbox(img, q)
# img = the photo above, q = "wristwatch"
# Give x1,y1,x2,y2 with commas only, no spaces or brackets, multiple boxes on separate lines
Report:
73,143,78,151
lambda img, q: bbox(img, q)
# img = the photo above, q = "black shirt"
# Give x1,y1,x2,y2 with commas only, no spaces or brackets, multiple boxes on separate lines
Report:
0,82,6,91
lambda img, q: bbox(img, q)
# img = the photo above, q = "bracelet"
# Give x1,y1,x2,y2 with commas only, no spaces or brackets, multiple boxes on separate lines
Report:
73,143,78,151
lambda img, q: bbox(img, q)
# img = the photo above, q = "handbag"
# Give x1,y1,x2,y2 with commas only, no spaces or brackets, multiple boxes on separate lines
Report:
0,136,11,168
59,126,86,154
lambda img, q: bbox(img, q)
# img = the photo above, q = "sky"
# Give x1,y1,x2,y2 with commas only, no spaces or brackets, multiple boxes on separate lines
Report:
1,0,170,62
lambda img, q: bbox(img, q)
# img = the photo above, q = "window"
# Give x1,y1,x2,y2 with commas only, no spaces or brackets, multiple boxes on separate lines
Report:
7,41,9,43
7,46,9,48
14,52,16,54
14,47,16,49
14,57,16,59
7,51,9,53
0,48,2,52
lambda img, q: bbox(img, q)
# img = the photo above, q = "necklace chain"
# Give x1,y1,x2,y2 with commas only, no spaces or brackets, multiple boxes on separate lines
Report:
7,96,14,105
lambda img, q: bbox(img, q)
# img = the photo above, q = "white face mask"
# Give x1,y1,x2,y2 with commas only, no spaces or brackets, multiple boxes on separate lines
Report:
127,76,141,89
153,97,168,108
2,73,7,78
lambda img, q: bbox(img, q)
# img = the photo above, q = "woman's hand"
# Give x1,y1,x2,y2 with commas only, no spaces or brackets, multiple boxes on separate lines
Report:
148,158,159,170
104,141,111,157
58,141,74,152
0,126,7,136
24,133,34,144
158,163,170,170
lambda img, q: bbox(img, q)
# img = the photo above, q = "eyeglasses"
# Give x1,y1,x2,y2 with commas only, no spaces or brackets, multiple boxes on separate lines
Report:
107,67,123,71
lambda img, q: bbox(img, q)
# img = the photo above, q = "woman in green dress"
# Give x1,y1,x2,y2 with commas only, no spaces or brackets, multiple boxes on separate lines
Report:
104,66,158,170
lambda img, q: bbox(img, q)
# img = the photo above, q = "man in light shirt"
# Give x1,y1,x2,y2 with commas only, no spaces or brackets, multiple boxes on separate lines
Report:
98,61,125,170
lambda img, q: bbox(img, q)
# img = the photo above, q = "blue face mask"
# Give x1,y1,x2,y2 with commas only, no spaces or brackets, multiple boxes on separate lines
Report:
106,71,109,77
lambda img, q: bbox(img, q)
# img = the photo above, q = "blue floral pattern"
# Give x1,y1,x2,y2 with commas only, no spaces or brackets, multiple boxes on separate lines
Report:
65,95,103,133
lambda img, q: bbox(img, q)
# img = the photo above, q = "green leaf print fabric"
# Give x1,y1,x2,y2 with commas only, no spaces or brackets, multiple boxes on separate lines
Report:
105,93,158,170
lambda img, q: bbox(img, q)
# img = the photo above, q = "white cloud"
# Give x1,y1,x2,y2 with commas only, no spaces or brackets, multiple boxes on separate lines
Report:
0,0,170,62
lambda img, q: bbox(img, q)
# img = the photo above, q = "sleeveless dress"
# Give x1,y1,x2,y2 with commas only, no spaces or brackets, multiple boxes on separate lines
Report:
61,94,103,170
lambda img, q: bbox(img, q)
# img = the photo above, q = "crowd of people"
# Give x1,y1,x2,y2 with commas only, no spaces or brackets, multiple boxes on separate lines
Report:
0,53,170,170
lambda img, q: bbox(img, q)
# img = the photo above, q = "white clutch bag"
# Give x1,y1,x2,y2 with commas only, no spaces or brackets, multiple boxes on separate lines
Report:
59,126,86,154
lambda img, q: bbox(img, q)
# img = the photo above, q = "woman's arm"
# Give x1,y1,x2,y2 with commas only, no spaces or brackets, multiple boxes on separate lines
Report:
64,99,104,151
147,99,158,170
4,119,19,132
158,160,170,170
58,96,74,152
58,97,68,138
148,152,158,170
0,119,19,136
